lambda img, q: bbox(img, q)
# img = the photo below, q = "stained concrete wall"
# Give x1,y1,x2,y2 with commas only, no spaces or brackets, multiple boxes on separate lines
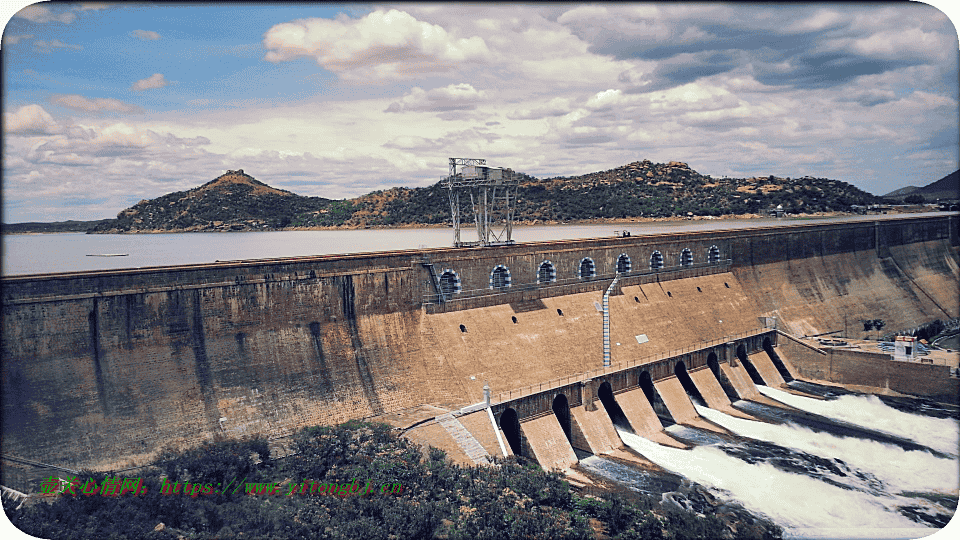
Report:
776,335,959,404
2,215,956,485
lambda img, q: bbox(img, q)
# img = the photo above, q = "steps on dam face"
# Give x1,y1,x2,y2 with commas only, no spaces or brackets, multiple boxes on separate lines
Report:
611,387,663,437
570,405,622,455
749,353,786,387
720,362,760,399
519,414,578,472
437,413,491,465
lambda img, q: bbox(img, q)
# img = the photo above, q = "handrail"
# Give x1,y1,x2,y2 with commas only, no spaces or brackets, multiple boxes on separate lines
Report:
491,327,773,404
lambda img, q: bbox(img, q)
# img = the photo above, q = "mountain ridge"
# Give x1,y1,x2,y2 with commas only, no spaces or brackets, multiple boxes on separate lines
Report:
22,161,891,234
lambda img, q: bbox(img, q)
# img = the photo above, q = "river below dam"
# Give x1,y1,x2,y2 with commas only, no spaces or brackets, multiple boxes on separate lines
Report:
2,212,952,276
579,379,959,539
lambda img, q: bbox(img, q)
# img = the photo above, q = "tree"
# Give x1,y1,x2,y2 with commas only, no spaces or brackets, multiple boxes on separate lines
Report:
904,194,926,204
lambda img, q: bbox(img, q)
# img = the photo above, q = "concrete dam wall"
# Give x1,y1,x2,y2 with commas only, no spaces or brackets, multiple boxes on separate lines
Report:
2,215,957,482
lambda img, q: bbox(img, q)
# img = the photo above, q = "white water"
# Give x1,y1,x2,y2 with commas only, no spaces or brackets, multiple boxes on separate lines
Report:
757,386,960,457
694,403,960,494
617,428,932,533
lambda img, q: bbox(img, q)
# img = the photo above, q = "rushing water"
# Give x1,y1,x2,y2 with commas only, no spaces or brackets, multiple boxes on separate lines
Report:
591,380,958,539
3,213,951,276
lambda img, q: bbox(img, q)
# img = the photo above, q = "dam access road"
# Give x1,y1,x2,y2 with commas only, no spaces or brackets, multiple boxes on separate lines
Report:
1,214,957,488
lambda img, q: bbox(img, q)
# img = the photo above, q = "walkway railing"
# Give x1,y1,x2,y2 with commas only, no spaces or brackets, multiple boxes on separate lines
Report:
491,327,771,404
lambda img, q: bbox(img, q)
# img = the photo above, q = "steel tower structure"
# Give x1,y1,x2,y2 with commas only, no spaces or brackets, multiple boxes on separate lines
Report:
444,157,519,247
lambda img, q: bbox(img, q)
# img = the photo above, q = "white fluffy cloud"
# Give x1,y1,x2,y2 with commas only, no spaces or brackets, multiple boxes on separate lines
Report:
130,73,168,91
51,94,143,114
385,83,489,113
131,29,161,41
263,9,491,81
2,34,34,45
4,104,62,135
14,5,76,24
34,39,83,53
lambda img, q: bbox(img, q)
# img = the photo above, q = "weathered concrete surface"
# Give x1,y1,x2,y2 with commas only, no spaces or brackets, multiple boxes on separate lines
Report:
748,353,787,387
613,387,664,437
569,404,622,455
720,363,760,400
776,334,960,404
2,215,956,484
518,414,578,471
653,378,698,424
688,368,730,409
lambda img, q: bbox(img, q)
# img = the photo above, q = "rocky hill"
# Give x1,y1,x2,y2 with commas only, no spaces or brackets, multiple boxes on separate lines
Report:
87,162,884,233
89,169,337,233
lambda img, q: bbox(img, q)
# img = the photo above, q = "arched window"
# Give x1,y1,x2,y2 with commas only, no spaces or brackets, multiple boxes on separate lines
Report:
680,248,693,267
438,269,461,300
489,264,511,289
537,260,556,284
708,245,721,265
578,257,596,279
650,251,664,270
616,253,631,274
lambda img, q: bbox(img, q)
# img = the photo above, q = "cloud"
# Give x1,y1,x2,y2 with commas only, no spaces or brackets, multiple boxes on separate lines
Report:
14,5,77,24
34,39,83,53
263,9,491,81
2,34,34,45
507,97,573,120
130,73,169,91
131,29,161,41
4,104,62,135
586,89,625,110
385,83,489,113
50,94,144,114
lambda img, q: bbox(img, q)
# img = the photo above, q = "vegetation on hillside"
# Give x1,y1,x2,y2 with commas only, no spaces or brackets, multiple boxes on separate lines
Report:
78,161,886,233
4,421,782,539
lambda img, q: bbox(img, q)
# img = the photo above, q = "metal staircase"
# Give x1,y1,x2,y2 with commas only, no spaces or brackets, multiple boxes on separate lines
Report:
420,254,444,304
436,413,491,465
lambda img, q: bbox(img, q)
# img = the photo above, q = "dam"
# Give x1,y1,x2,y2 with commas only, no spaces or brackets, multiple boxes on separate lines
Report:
2,214,958,494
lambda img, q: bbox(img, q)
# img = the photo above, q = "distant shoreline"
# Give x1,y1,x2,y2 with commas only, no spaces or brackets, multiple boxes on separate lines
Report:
3,209,936,235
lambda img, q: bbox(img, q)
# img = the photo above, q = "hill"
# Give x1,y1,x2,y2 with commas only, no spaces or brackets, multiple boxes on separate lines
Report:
884,169,959,202
1,219,112,234
88,169,339,233
75,162,883,233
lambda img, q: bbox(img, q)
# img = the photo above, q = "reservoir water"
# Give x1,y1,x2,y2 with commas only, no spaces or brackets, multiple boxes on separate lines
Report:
1,213,951,276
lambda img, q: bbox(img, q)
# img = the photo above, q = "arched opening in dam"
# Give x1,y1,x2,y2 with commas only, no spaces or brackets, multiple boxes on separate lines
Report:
708,352,740,401
499,408,523,456
673,360,706,406
736,344,765,385
597,381,631,431
616,253,631,274
490,265,511,289
537,260,556,284
439,270,461,300
763,337,793,382
639,370,675,426
552,393,573,444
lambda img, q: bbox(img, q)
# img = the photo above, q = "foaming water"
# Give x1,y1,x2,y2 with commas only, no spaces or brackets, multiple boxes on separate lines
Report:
694,403,959,494
757,386,960,456
616,428,937,534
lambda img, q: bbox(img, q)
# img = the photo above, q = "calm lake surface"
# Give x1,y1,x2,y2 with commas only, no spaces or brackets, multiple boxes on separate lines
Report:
2,213,950,276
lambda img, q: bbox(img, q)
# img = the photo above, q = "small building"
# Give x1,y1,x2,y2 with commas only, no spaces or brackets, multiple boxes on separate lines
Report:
893,335,918,362
768,205,785,218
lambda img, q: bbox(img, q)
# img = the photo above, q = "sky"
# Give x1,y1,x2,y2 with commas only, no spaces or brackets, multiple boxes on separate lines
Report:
1,1,958,223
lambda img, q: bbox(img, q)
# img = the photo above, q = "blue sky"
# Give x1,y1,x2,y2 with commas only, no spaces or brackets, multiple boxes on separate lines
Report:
2,1,958,223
